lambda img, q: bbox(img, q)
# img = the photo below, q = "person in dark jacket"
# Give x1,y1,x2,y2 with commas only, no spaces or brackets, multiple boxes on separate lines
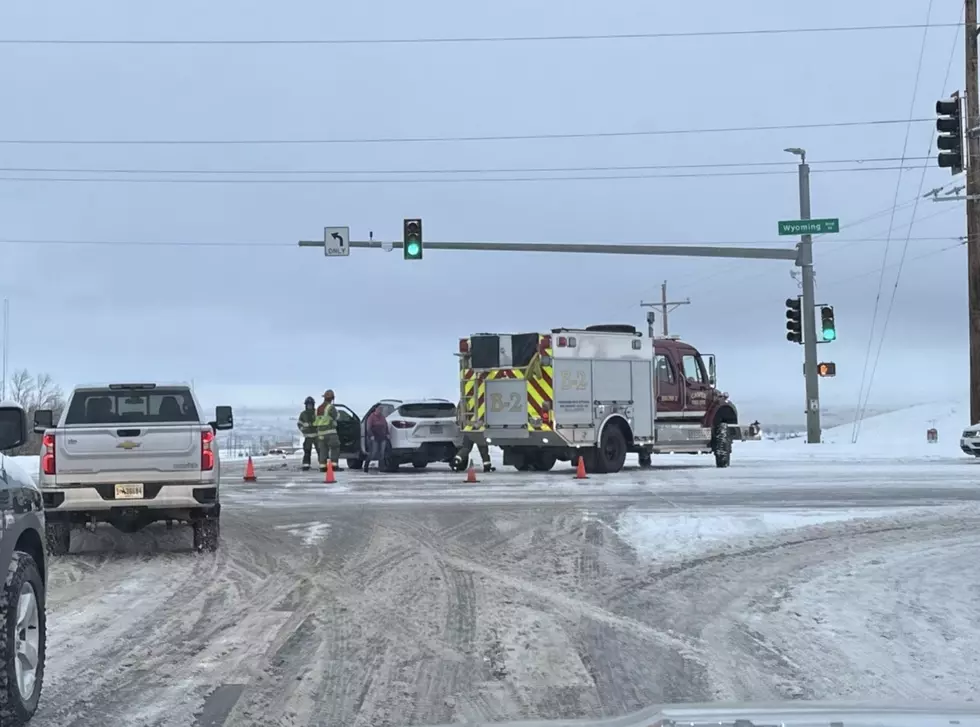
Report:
363,406,389,472
297,396,320,471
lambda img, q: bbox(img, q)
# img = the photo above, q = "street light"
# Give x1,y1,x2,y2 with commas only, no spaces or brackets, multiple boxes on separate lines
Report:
784,147,806,163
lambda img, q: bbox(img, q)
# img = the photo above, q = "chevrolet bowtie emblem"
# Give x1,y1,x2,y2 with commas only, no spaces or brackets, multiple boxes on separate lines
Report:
117,441,141,450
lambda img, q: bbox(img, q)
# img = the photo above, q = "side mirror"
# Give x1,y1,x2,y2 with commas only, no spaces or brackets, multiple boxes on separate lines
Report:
213,405,234,431
704,354,717,387
0,405,28,450
33,409,54,434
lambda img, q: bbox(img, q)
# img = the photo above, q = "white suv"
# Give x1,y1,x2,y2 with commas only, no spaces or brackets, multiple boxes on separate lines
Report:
362,399,463,471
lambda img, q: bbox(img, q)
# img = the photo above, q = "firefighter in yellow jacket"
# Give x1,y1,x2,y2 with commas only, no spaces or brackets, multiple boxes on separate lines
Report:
451,397,495,473
314,389,343,472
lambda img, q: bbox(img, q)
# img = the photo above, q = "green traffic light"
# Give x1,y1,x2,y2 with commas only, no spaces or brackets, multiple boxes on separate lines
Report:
406,241,420,257
822,328,837,341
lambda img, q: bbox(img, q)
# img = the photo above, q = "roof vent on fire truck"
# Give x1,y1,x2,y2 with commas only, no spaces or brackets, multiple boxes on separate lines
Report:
585,324,638,334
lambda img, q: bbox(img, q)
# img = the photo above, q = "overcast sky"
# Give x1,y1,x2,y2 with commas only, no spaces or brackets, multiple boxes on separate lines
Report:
0,0,968,426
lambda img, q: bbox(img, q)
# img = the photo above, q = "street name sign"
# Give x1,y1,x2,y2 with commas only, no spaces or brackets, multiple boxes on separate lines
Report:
778,218,840,236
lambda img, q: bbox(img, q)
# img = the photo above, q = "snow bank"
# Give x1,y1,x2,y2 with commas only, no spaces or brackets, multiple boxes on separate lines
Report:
614,507,927,561
740,399,969,462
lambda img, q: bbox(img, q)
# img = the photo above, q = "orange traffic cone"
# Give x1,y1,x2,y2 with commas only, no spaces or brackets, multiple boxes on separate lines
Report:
324,460,336,484
575,454,587,480
243,456,257,482
466,464,478,483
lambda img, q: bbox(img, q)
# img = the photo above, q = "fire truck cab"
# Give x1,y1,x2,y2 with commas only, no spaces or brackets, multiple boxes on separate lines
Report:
457,324,759,474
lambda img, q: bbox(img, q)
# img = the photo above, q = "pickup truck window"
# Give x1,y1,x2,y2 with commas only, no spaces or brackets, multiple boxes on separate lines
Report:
64,387,200,425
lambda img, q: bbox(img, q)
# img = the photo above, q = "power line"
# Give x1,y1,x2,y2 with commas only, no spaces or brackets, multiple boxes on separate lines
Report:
0,118,935,146
0,22,961,46
0,165,937,186
0,156,933,176
662,197,962,308
854,0,955,443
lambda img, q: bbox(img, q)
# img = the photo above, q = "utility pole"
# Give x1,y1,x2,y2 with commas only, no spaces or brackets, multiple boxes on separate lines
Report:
786,147,821,444
641,281,691,337
966,0,980,424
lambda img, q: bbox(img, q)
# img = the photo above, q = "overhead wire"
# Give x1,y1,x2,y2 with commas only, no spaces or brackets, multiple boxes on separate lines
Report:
0,118,936,146
0,164,938,186
0,22,961,45
853,0,959,443
622,187,961,316
0,156,934,176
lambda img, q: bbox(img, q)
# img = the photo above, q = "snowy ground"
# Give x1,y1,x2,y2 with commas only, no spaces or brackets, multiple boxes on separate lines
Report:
23,402,980,726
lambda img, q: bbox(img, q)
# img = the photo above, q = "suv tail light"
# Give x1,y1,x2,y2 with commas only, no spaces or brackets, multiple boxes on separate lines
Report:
391,420,415,429
201,430,215,471
42,433,56,475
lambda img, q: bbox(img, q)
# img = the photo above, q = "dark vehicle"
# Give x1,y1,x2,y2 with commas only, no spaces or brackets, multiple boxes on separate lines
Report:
331,404,363,470
0,402,47,724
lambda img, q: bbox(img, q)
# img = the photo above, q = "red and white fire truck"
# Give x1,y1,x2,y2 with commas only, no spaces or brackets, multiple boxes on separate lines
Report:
457,324,760,474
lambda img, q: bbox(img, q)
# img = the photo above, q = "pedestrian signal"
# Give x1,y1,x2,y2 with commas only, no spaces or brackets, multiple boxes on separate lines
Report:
818,362,836,377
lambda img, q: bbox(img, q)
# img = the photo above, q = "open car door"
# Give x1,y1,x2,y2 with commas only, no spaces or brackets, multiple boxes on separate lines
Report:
334,404,363,467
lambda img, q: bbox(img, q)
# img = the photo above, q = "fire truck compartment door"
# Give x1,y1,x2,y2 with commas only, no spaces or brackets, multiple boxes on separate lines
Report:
484,378,527,427
553,359,594,426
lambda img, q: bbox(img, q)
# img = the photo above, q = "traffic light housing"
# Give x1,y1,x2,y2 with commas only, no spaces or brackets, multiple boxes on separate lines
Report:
936,96,963,174
820,305,836,342
403,218,423,260
817,362,836,378
786,297,802,344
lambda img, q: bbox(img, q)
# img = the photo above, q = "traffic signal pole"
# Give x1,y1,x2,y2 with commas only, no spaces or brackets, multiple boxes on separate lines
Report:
789,151,822,444
965,0,980,425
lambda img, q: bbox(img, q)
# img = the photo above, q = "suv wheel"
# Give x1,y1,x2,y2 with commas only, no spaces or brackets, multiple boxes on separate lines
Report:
45,522,70,557
0,551,45,725
193,517,220,553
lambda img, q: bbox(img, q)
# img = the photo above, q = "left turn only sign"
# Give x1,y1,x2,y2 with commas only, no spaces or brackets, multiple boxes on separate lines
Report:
324,226,350,257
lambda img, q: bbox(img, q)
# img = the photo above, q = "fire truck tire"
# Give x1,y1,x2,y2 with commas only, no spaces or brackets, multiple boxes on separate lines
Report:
532,451,557,472
713,421,732,468
596,424,628,474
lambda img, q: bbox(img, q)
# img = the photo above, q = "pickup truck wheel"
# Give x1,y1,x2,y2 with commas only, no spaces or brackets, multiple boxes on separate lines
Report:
0,551,45,726
45,523,70,557
713,421,732,468
193,518,220,553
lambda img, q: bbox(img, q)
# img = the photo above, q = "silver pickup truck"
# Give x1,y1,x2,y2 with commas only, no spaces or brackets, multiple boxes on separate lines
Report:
33,382,233,555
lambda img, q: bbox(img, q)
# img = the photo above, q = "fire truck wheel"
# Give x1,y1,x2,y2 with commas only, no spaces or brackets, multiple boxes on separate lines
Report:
713,421,732,468
596,424,628,474
532,451,557,472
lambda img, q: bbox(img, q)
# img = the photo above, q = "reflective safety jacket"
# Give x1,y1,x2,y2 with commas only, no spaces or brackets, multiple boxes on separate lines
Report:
314,403,338,435
297,408,317,437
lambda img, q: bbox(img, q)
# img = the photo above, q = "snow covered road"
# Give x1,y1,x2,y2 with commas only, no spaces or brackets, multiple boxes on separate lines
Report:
27,454,980,727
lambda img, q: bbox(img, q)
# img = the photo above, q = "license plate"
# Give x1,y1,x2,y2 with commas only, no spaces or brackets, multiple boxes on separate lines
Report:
429,426,443,434
114,483,144,500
